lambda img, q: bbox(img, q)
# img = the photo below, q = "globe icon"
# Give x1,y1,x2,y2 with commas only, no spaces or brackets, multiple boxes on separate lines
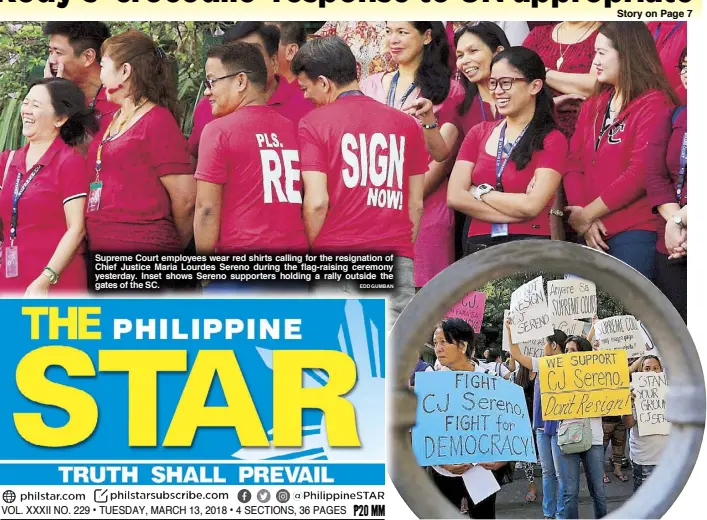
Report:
2,490,16,503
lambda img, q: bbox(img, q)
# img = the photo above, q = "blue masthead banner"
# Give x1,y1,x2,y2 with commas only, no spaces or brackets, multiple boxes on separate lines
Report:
0,299,385,466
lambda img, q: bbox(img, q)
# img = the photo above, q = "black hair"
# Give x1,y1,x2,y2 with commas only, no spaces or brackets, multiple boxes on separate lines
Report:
454,22,511,116
566,336,593,352
43,22,110,61
29,78,98,146
515,363,533,388
279,22,307,48
490,47,557,171
642,355,663,370
486,347,502,362
438,318,475,360
291,37,358,87
206,42,268,90
224,22,280,57
407,22,451,105
678,47,687,67
547,330,567,353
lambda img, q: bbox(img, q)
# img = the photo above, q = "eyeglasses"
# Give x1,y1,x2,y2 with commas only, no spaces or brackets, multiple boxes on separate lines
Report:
205,70,252,90
677,64,687,76
488,77,528,92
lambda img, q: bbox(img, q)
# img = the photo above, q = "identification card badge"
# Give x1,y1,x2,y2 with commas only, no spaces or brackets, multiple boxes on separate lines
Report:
4,245,18,278
490,223,509,238
87,181,103,212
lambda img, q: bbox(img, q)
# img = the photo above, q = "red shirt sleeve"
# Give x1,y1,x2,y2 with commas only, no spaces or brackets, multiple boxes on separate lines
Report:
148,108,193,177
646,109,685,212
58,152,89,203
406,121,428,176
563,99,591,206
534,131,568,175
298,118,328,173
194,123,229,185
600,100,673,211
456,122,487,164
522,28,540,52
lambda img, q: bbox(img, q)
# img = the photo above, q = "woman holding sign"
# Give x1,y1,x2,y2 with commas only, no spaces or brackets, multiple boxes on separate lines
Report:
447,47,567,257
622,356,668,492
563,22,678,281
507,320,568,520
429,318,511,518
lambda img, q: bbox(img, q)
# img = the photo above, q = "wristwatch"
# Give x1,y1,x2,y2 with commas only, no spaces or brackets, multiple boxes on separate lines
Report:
672,214,685,229
474,183,495,201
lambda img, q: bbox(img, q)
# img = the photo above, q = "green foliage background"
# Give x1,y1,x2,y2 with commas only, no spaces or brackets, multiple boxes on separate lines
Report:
0,21,230,149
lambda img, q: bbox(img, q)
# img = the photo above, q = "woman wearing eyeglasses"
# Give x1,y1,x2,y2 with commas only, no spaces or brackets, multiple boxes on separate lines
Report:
447,47,567,256
647,47,687,323
85,30,196,259
564,22,679,281
360,22,463,290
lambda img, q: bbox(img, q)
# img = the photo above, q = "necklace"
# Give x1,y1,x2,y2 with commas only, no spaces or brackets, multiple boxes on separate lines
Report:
556,22,597,70
107,98,148,141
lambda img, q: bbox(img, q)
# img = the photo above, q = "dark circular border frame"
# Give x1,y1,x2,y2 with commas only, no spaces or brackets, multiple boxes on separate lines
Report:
389,241,705,519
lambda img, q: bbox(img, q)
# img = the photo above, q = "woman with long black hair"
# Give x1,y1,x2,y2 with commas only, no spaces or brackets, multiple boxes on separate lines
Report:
564,22,678,281
447,47,567,256
361,22,463,289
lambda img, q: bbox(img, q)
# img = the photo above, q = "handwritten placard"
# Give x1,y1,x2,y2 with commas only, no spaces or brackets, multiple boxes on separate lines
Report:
412,371,537,466
552,318,586,337
538,350,631,420
595,315,645,358
638,321,659,357
445,291,487,333
509,276,554,343
547,278,597,321
632,372,670,436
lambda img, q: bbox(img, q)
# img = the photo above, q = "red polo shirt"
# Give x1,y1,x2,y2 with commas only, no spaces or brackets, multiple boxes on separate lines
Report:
195,105,308,253
85,105,192,252
646,21,687,104
188,75,314,157
457,122,567,238
0,137,88,294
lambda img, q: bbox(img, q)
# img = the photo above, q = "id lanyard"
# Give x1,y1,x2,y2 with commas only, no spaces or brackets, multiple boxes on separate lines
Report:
386,71,417,109
337,90,365,99
3,164,42,278
490,121,528,238
478,93,500,122
676,132,687,204
89,99,146,212
653,21,684,43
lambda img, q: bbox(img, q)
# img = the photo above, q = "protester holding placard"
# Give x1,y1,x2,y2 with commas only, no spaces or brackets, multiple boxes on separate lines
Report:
558,336,608,520
563,22,678,280
506,319,568,520
510,362,540,504
447,47,567,256
623,356,669,492
427,318,512,518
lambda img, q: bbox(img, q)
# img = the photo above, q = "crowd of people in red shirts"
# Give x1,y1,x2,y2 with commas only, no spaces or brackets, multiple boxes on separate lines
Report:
0,21,687,327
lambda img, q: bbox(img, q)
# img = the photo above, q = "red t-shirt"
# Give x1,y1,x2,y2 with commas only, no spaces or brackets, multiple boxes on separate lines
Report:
457,122,567,237
523,24,598,139
0,137,88,294
647,22,687,103
85,105,193,252
195,105,308,253
298,95,429,258
188,76,314,157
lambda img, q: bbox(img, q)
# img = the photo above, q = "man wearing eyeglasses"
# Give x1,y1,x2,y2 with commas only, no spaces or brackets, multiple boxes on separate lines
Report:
188,22,314,158
193,42,308,288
